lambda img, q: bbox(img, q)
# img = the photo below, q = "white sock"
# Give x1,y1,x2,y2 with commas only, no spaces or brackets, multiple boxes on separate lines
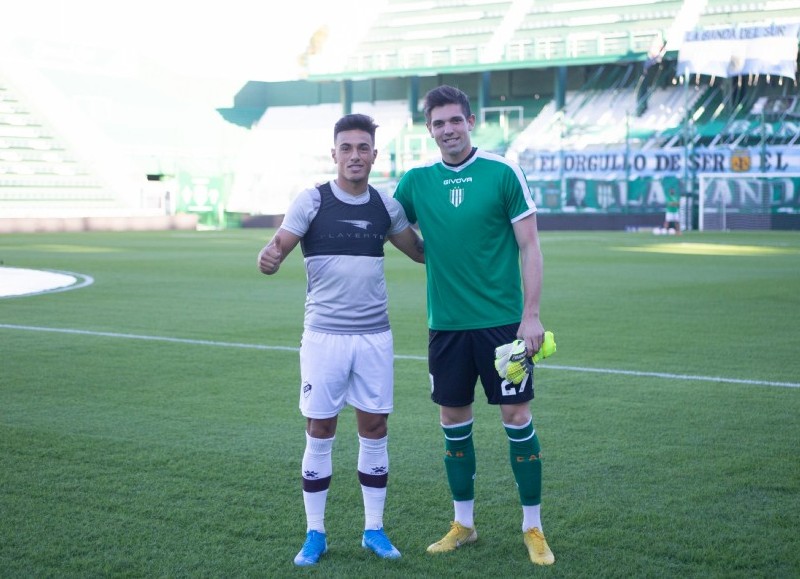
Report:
454,500,475,529
522,504,542,533
358,435,389,530
302,433,334,533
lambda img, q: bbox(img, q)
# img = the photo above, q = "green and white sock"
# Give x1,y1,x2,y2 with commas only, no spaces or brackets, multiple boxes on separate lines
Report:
505,420,542,507
443,420,476,502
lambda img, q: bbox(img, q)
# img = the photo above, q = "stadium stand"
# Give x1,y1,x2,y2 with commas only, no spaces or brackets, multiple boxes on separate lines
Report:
0,40,246,231
1,0,798,231
698,0,800,26
306,0,693,77
505,0,685,64
0,71,118,219
338,0,514,73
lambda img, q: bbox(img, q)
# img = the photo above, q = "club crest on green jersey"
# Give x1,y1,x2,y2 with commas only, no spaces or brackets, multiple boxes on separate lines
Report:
450,187,464,207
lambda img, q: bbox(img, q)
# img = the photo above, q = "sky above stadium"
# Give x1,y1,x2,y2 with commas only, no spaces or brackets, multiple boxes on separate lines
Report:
6,0,359,83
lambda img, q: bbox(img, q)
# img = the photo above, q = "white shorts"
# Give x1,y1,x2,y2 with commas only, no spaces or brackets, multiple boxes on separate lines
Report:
299,329,394,419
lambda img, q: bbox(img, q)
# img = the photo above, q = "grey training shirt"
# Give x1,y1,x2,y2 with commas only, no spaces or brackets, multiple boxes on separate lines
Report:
279,180,411,334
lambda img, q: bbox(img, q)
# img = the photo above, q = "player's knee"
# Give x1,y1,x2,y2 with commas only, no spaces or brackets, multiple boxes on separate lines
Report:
307,417,337,439
356,412,388,439
500,404,531,427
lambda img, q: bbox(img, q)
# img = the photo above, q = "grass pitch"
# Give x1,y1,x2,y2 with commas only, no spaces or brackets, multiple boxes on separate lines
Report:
1,229,799,577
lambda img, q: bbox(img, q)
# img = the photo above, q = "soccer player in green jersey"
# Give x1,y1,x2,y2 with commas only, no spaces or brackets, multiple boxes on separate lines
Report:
393,85,555,565
663,187,681,235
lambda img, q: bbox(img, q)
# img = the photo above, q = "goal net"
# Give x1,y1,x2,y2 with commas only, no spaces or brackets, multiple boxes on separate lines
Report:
698,173,800,231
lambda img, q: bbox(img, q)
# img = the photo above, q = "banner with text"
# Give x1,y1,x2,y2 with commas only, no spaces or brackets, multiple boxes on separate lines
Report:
519,145,799,181
677,23,800,78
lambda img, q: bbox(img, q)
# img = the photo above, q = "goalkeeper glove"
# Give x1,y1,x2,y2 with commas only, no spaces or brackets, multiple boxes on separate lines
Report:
494,331,557,384
532,330,557,364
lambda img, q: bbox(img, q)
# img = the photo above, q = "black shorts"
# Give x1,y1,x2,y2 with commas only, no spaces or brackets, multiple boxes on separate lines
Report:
428,323,534,407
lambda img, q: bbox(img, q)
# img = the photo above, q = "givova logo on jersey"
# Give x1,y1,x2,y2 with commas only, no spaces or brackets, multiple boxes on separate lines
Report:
450,187,464,207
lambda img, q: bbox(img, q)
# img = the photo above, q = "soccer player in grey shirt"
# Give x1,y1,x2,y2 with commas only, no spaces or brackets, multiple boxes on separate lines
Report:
257,113,424,567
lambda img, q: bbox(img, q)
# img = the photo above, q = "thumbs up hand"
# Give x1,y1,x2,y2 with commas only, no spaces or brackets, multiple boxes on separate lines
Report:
258,235,283,275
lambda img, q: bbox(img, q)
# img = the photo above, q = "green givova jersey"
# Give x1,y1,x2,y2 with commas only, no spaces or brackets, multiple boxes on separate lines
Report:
394,148,536,331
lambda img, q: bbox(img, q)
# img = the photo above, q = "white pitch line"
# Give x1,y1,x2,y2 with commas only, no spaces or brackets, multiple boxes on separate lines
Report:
1,323,799,389
541,364,800,389
0,323,299,352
